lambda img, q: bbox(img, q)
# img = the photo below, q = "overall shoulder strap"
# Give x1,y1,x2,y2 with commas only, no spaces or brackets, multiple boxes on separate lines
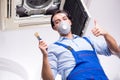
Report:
54,42,74,51
83,37,95,50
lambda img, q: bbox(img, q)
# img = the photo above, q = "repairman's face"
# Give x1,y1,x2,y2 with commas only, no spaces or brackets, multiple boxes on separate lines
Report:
52,13,72,30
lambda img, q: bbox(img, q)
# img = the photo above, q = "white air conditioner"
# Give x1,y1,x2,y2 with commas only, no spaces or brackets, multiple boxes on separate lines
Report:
0,0,91,31
0,0,61,30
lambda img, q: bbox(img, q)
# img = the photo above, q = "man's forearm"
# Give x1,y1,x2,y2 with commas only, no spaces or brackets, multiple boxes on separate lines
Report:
42,55,54,80
104,33,120,54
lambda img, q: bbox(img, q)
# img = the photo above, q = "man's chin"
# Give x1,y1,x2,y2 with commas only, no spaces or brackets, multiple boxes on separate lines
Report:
60,33,68,36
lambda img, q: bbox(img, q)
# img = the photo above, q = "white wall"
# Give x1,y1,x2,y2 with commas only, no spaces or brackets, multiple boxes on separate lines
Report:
0,26,59,80
0,0,120,80
86,0,120,41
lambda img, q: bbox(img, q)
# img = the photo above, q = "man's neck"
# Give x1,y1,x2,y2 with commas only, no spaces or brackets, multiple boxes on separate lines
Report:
61,32,73,39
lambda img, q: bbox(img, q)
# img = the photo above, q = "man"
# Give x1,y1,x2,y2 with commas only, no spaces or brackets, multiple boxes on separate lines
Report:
39,10,120,80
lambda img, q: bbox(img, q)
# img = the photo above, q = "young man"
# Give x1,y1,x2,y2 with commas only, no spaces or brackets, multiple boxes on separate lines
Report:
39,10,120,80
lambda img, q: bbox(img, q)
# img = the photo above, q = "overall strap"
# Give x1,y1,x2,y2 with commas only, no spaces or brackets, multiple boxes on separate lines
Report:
83,37,95,51
54,42,77,62
54,42,74,52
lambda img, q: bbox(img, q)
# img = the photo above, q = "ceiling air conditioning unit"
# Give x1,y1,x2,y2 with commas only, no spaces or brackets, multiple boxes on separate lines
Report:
0,0,91,35
0,0,61,30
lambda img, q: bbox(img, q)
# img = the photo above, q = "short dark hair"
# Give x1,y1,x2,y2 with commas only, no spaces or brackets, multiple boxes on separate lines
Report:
50,10,72,29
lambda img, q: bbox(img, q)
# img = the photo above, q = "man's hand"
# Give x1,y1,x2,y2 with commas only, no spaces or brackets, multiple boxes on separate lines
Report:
39,40,48,56
91,20,108,37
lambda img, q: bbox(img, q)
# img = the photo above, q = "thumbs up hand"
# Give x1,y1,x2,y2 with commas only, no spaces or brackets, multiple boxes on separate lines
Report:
91,20,108,37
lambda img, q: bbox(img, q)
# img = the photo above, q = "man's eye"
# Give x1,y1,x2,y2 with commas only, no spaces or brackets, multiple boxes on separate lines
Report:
55,21,60,24
63,17,68,20
55,22,59,24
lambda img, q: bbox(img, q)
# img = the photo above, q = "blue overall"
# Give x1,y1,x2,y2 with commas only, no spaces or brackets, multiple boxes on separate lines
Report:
54,37,109,80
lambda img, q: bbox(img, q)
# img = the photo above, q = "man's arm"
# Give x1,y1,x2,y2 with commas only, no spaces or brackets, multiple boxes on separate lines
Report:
39,40,54,80
103,32,120,54
91,20,120,55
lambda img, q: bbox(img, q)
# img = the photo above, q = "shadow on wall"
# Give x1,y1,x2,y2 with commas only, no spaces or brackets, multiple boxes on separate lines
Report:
0,57,28,80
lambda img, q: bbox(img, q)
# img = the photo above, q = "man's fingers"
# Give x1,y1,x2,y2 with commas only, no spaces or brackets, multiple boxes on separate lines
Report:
94,19,99,27
94,19,97,26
